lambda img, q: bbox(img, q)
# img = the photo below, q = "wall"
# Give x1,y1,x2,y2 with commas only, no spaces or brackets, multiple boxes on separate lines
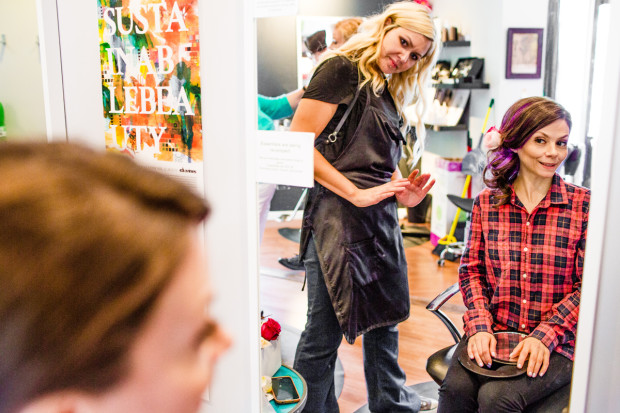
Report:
0,0,47,141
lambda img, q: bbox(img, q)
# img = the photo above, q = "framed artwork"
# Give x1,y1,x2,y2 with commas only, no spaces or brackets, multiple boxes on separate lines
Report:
506,28,544,79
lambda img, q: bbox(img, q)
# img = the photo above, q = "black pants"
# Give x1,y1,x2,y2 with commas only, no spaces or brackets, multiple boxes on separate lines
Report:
437,339,573,413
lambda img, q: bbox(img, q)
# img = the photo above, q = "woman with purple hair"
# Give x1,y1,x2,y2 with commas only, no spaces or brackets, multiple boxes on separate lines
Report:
438,97,589,412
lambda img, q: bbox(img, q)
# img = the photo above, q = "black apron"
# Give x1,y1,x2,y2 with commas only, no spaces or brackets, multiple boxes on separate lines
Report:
300,83,410,344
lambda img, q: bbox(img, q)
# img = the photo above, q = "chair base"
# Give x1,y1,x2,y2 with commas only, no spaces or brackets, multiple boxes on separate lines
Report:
353,381,439,413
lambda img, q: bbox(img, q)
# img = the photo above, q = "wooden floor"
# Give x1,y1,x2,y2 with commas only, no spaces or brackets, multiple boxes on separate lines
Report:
260,218,466,413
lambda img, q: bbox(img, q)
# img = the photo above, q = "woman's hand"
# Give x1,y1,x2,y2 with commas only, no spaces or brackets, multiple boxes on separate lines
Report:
467,332,496,368
349,178,411,207
395,170,435,207
509,337,550,378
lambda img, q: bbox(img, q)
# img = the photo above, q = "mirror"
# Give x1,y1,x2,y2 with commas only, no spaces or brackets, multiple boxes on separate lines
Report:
0,0,47,142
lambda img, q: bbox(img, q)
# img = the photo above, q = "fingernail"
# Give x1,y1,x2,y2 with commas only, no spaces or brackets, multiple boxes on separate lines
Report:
517,364,522,369
478,362,483,367
533,373,537,378
491,352,496,357
486,363,492,368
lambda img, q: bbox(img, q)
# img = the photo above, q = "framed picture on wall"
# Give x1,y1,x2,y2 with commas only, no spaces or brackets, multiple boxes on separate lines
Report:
506,28,544,79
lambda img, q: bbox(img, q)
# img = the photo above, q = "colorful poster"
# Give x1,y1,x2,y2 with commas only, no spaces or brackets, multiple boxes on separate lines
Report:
97,0,203,194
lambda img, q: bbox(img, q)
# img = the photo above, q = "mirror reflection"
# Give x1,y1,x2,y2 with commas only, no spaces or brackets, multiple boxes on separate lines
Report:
256,1,601,411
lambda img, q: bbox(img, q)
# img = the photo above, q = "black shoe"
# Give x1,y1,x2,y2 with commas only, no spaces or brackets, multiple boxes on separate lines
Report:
278,254,304,271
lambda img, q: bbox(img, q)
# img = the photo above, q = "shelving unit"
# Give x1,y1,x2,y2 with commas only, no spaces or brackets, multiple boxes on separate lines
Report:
442,40,470,47
433,82,489,89
427,40,489,134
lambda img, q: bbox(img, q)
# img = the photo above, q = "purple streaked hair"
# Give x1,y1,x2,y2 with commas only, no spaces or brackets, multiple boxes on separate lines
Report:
483,97,572,206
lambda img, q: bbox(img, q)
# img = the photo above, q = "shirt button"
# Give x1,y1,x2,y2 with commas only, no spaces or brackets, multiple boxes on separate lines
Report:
523,299,527,304
522,324,526,329
523,273,527,279
526,221,530,226
524,247,528,252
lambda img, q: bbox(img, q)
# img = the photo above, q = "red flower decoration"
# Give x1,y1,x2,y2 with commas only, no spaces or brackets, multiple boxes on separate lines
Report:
261,318,281,341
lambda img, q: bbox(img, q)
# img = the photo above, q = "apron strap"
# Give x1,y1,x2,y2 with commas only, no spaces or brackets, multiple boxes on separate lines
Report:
326,85,363,143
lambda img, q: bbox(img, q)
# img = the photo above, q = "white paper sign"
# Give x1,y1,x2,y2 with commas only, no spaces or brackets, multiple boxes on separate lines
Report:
255,0,298,18
256,130,314,187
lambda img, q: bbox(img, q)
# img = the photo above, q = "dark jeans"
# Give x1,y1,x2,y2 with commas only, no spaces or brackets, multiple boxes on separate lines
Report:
438,339,573,413
293,235,421,413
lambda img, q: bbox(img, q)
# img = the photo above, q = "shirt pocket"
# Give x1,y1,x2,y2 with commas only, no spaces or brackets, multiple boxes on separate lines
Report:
486,227,512,275
344,237,382,287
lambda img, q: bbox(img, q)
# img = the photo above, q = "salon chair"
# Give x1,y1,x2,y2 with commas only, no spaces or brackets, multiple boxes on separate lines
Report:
425,284,571,412
437,195,474,267
276,188,307,243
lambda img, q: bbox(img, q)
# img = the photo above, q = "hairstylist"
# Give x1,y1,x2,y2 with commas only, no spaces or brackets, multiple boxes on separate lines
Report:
291,2,439,412
438,97,589,412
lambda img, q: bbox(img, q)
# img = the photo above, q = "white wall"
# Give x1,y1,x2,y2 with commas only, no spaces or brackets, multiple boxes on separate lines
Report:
0,0,47,141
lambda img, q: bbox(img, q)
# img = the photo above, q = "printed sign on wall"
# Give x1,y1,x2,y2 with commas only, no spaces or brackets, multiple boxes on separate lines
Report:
97,0,204,194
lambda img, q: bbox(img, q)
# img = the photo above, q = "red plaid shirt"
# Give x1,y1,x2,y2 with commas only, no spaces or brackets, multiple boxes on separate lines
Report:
459,174,589,360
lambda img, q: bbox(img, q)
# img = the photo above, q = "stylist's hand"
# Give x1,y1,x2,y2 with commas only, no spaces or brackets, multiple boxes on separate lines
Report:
395,170,435,208
467,332,496,368
510,337,550,378
349,179,411,207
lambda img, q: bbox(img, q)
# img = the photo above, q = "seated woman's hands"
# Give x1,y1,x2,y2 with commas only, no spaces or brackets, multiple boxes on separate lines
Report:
510,337,550,378
467,332,496,368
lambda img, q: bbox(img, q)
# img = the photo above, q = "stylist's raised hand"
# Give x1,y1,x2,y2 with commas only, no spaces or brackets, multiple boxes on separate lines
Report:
510,337,550,378
395,170,435,208
467,332,496,368
349,179,411,207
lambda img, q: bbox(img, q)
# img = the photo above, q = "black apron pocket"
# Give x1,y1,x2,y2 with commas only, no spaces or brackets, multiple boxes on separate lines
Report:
344,237,381,287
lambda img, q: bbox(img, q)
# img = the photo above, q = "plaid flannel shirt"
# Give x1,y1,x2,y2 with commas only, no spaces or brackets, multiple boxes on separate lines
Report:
459,174,589,360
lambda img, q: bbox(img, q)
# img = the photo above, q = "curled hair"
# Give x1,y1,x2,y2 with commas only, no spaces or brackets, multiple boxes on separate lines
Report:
483,96,572,206
321,1,439,140
0,142,209,413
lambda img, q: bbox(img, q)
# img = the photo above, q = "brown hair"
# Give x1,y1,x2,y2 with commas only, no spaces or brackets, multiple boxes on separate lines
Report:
333,17,363,43
0,142,209,413
483,96,572,206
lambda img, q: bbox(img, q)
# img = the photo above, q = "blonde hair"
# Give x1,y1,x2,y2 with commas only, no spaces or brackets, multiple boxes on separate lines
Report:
322,1,439,139
333,17,363,43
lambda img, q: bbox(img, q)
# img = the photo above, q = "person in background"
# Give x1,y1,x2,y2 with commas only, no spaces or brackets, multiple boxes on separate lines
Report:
330,17,364,49
438,97,589,412
291,2,440,411
0,142,230,413
304,29,328,65
278,16,363,272
257,88,305,244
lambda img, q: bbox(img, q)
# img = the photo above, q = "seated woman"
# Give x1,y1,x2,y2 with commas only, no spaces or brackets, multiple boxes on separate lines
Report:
0,142,230,413
438,97,589,412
